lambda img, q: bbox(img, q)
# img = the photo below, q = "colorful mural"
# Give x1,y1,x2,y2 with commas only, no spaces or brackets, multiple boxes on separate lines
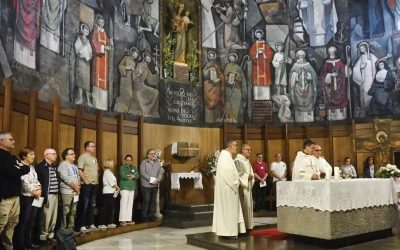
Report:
1,0,400,126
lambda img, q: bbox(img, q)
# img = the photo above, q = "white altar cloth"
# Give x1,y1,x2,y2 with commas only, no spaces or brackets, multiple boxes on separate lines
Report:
277,179,398,212
171,172,203,190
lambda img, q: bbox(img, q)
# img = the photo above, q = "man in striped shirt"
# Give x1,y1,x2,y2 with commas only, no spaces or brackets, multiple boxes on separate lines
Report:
36,148,59,242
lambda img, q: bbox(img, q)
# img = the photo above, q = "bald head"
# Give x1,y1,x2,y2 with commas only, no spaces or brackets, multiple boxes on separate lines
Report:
44,148,57,164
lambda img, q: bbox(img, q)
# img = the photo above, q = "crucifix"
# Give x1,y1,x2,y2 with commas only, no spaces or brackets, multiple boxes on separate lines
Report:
153,45,160,69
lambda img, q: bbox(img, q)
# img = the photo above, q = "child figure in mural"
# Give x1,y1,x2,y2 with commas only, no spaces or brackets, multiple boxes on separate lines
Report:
319,46,348,121
131,52,160,117
74,23,93,106
289,49,317,122
367,60,395,116
352,41,377,117
91,14,112,111
249,29,273,100
223,52,247,124
114,47,139,113
203,51,225,123
272,42,291,95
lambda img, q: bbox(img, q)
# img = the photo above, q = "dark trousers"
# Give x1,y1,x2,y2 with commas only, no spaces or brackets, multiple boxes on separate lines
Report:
77,184,98,228
141,186,158,221
14,196,38,250
100,194,115,225
253,182,267,211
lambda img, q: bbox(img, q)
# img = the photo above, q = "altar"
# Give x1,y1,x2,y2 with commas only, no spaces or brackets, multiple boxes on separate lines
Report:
277,179,399,240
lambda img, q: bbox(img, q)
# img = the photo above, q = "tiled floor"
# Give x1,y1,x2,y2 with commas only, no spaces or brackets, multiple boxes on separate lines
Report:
77,217,277,250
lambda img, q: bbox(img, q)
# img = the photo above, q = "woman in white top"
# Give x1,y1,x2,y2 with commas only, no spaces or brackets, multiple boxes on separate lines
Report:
99,160,120,229
15,147,42,250
340,156,357,178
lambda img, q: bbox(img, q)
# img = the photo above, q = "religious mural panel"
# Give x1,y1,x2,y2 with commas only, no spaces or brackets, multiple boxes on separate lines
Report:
1,0,400,126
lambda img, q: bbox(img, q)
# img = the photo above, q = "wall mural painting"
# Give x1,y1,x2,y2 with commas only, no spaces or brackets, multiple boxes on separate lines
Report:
2,0,400,126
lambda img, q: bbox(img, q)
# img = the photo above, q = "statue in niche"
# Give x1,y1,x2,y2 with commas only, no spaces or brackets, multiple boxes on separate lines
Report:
114,47,139,113
13,0,41,69
203,51,225,123
249,29,273,101
319,46,348,121
352,41,377,117
288,49,317,122
296,0,338,47
40,0,67,54
173,3,193,64
91,14,112,111
222,52,247,124
73,22,93,106
367,60,395,116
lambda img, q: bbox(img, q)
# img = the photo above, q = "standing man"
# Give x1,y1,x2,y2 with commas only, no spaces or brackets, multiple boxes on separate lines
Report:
140,149,164,222
270,153,287,210
292,139,320,180
77,141,99,233
234,144,255,230
36,148,59,242
0,132,29,250
212,139,245,238
311,145,332,179
252,153,268,211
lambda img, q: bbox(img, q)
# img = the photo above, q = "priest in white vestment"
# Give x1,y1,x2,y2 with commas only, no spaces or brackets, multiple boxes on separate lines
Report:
212,140,246,237
234,144,255,230
311,145,332,179
292,139,320,181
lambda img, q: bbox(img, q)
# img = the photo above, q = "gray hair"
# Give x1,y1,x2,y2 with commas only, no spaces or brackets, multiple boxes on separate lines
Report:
224,139,236,149
0,131,13,141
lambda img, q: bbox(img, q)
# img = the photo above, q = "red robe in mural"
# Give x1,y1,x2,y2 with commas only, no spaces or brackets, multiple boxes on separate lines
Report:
249,40,273,86
320,58,348,109
91,27,110,90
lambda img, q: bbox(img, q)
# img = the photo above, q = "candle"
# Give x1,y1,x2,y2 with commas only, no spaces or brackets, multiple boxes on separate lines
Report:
334,167,340,179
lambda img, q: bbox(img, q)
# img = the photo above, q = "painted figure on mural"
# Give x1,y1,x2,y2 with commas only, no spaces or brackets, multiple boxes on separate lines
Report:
272,94,293,123
215,0,244,49
289,49,317,122
139,0,160,36
296,0,338,47
136,31,151,56
173,3,193,63
74,22,93,106
249,29,273,100
123,0,144,28
114,47,139,113
91,14,112,111
201,0,217,48
13,0,42,69
272,42,291,95
40,0,67,54
204,51,225,123
388,0,400,31
320,46,348,121
367,60,395,116
223,52,247,123
368,0,393,36
131,52,160,117
353,41,378,116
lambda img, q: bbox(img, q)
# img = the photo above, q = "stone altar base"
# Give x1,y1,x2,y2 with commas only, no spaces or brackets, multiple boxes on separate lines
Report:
278,205,398,240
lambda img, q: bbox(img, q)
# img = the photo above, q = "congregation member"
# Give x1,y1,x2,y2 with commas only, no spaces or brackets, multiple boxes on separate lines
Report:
77,141,99,233
212,140,245,238
270,153,287,210
292,139,320,180
140,149,164,222
99,160,120,230
36,148,59,242
363,156,375,178
341,156,357,178
234,144,255,231
311,145,332,179
119,155,139,226
0,132,29,250
58,148,80,230
14,147,41,250
252,153,268,211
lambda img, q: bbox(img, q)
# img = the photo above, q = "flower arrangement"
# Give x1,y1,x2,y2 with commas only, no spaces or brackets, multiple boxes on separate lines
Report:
155,148,172,171
375,164,400,178
204,150,220,176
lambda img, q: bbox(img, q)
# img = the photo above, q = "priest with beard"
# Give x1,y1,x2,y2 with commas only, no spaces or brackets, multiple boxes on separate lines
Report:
212,139,246,238
292,139,320,181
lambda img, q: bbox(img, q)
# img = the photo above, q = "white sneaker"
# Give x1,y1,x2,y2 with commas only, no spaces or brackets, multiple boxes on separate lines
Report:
80,226,88,233
98,225,107,230
89,224,98,231
107,224,117,229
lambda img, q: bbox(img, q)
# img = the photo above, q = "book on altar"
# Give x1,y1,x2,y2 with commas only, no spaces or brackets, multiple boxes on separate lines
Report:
150,177,157,184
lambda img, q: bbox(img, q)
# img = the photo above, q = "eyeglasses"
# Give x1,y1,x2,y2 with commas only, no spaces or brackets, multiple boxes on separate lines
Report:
67,153,75,155
243,148,251,151
315,149,322,152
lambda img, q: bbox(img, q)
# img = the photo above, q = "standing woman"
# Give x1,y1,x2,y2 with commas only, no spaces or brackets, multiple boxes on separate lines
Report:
119,155,139,226
363,156,375,178
14,147,42,250
99,160,120,229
